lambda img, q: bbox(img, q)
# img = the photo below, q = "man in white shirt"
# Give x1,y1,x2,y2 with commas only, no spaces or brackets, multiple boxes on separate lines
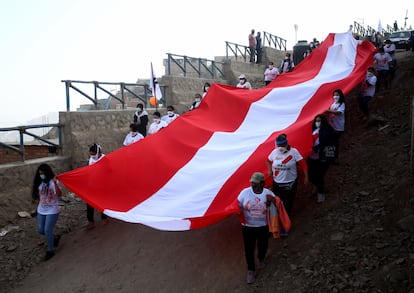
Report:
161,105,180,125
148,111,168,135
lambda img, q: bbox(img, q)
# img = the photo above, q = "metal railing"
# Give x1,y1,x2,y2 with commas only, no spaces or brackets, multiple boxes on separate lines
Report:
0,124,63,162
262,32,287,51
353,21,368,38
225,41,251,62
225,32,287,62
165,53,224,79
61,80,166,111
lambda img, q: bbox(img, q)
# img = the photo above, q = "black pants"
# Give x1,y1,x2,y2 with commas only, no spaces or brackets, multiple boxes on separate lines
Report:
241,225,269,271
308,158,330,194
332,131,343,160
86,204,107,223
249,46,256,63
272,180,298,217
358,95,372,117
376,70,389,92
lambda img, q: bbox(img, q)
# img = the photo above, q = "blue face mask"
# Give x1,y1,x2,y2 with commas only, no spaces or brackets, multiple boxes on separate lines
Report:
40,174,46,180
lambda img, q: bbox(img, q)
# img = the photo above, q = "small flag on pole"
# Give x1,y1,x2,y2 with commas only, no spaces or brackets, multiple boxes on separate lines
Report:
150,62,162,101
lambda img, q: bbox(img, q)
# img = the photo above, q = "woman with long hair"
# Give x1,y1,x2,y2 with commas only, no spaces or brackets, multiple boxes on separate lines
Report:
32,163,62,261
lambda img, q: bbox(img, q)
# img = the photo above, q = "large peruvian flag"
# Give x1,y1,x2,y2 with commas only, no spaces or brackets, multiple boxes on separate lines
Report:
57,31,376,231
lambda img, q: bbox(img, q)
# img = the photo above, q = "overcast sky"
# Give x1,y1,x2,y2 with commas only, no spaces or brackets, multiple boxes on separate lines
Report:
0,0,411,126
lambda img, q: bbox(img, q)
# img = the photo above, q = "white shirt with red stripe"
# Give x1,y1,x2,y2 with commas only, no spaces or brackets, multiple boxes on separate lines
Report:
267,147,303,183
237,187,275,227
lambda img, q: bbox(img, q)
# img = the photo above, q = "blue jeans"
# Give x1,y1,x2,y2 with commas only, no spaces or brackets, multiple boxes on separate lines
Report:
37,212,59,251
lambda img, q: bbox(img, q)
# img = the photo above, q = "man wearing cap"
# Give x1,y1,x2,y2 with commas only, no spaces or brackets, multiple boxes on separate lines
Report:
237,172,276,284
236,74,252,90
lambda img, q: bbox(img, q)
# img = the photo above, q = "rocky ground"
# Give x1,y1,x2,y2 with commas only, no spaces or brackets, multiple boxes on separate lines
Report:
0,51,413,293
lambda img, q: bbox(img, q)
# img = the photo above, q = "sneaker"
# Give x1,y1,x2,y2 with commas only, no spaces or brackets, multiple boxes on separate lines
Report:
43,251,55,261
280,231,288,237
317,193,325,203
258,260,265,270
54,235,61,248
246,270,255,284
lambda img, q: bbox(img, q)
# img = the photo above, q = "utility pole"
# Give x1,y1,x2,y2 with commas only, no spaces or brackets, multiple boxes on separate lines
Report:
404,9,408,29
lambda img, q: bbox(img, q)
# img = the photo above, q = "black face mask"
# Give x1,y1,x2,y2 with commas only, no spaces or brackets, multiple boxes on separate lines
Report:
252,184,264,194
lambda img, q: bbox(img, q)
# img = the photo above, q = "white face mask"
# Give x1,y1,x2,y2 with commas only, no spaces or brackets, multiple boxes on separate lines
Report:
195,98,201,103
137,107,143,112
333,96,340,102
90,154,99,160
204,87,209,91
167,111,174,117
367,72,374,78
239,79,245,84
315,121,321,128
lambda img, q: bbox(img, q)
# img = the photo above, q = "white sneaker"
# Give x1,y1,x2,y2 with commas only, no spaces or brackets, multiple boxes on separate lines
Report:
317,193,325,203
246,270,255,284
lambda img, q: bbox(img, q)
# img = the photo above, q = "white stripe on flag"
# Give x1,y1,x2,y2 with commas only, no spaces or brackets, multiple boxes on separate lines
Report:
105,32,358,230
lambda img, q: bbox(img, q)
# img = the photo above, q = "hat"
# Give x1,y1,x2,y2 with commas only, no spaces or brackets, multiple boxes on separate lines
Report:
239,74,246,79
276,134,288,145
250,172,265,183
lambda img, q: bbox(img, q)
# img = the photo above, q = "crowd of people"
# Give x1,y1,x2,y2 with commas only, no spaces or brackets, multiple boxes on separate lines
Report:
30,32,400,290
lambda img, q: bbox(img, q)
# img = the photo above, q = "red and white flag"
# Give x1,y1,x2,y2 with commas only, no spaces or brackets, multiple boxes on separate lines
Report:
57,31,376,231
150,62,162,100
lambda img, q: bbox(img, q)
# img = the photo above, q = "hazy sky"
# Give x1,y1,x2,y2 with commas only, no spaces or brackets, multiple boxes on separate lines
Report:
0,0,411,126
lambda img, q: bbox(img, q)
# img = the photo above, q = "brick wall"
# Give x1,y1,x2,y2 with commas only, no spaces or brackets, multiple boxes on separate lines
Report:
0,145,58,164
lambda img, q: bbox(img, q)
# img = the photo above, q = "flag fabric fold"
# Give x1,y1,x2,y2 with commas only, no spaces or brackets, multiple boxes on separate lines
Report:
150,62,163,100
57,31,376,231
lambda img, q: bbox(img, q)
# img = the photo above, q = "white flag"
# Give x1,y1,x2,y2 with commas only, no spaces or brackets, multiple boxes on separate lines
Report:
150,62,162,100
377,19,383,34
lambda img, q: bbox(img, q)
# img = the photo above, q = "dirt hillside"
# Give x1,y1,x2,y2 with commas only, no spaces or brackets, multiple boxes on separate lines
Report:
1,50,413,293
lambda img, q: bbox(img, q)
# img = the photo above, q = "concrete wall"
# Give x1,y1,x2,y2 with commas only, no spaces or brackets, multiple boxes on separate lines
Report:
0,156,72,201
59,109,138,169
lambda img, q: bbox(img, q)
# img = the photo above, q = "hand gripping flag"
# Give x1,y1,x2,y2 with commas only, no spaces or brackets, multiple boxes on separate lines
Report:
57,31,376,231
150,62,163,100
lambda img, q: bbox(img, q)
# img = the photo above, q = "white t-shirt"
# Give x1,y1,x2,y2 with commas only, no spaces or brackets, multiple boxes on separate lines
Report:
89,153,105,165
37,180,61,215
329,102,345,131
161,113,179,124
361,74,377,97
236,81,252,90
383,43,396,54
148,120,168,135
264,67,279,82
374,52,392,71
237,187,275,227
268,147,303,183
123,132,144,146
